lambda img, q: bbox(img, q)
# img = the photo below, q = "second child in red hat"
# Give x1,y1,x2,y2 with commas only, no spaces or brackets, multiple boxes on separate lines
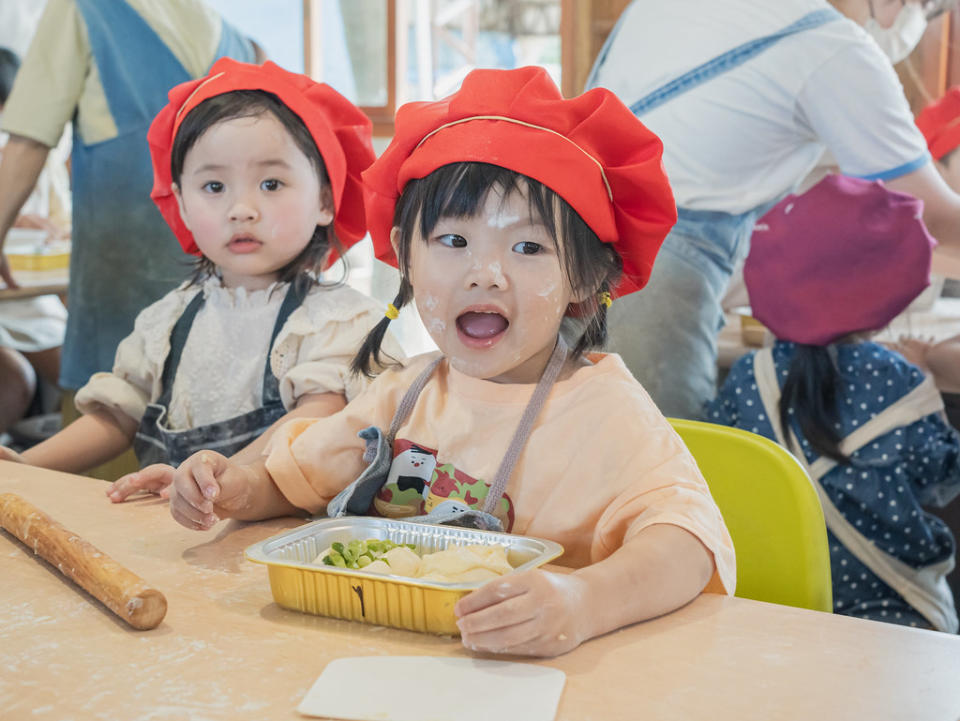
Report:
0,59,404,494
166,66,735,658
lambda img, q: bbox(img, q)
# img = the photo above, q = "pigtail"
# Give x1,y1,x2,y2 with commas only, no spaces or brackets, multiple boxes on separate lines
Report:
351,277,413,378
778,344,849,464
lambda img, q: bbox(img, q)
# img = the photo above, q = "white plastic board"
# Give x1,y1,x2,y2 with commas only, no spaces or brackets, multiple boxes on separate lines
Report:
297,655,566,721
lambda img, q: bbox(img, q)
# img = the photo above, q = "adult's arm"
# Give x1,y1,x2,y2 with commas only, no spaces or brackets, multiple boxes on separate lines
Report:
885,165,960,277
0,135,51,287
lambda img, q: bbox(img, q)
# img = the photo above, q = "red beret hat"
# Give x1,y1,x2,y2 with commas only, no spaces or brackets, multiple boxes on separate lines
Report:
745,175,933,346
362,66,677,296
916,86,960,161
148,58,375,257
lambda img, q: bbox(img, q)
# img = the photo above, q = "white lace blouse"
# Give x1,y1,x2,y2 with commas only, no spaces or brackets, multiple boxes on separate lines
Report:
75,277,404,430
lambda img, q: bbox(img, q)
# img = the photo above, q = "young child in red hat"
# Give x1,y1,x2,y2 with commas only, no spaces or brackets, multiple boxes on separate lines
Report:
165,66,736,657
706,174,960,633
0,59,402,490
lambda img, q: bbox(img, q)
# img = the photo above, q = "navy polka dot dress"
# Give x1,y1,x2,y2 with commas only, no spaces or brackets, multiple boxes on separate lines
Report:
705,340,960,629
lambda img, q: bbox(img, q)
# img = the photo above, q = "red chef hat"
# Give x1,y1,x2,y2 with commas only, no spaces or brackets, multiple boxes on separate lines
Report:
916,86,960,161
361,66,677,296
148,58,374,257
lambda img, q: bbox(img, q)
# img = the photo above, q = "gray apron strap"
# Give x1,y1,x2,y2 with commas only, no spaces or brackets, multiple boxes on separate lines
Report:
385,356,445,444
754,348,958,632
483,336,568,514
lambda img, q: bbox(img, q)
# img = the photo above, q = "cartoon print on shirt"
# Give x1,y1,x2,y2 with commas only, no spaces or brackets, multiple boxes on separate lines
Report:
388,442,436,495
373,440,515,530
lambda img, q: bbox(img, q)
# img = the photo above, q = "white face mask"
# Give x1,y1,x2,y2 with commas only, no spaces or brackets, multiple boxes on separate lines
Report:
865,2,927,63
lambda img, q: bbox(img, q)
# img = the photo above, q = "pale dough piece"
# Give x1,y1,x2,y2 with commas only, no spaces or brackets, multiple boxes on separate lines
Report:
361,560,392,574
416,544,513,580
381,546,421,576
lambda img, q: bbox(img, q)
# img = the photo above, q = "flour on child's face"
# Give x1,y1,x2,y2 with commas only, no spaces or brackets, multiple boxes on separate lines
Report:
407,186,574,383
174,113,333,290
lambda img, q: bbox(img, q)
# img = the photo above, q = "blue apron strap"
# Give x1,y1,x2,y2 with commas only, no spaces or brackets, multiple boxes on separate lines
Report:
73,0,192,134
260,282,308,404
212,19,256,69
155,291,206,409
626,8,840,117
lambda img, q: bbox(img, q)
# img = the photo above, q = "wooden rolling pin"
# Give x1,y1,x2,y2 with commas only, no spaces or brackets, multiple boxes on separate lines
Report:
0,493,167,630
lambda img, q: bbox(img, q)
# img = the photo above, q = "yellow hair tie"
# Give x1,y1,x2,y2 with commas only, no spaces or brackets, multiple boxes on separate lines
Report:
599,292,612,308
385,303,400,320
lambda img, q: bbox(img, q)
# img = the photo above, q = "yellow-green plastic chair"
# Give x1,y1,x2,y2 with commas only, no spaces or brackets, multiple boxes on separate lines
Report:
670,418,833,613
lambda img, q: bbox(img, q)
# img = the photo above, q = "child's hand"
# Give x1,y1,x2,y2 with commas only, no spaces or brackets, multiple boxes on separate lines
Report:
0,446,26,464
168,451,253,530
107,464,175,503
454,569,589,658
886,334,935,371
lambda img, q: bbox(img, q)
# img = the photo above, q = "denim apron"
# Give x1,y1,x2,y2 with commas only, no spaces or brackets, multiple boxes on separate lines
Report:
327,338,570,530
589,8,838,419
63,1,253,391
133,284,303,468
753,347,958,633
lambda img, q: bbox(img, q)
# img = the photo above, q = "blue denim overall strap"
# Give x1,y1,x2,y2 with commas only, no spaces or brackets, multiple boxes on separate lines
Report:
133,282,304,468
605,204,763,419
62,2,254,390
594,8,840,117
327,337,570,530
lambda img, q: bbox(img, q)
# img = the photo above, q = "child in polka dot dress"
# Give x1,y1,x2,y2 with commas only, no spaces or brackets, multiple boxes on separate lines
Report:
705,175,960,632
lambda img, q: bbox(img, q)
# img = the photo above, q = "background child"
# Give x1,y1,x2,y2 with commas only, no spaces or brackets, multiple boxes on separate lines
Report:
0,59,402,494
163,66,735,658
705,174,960,632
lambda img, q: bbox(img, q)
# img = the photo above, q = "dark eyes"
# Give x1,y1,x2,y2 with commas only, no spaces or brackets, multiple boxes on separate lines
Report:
261,179,281,191
433,235,545,255
202,181,224,193
436,234,468,248
512,241,543,255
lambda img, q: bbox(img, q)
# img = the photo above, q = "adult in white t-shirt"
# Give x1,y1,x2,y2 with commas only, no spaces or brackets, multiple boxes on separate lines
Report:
588,0,960,418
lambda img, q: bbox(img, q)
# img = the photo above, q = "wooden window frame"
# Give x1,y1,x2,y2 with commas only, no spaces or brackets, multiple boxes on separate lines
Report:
304,0,604,136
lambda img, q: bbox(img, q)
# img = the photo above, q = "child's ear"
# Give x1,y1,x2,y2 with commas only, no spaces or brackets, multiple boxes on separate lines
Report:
389,226,402,259
172,182,192,232
316,185,334,227
570,284,597,305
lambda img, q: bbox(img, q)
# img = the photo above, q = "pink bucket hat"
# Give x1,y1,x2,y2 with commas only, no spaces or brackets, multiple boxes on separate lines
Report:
744,174,935,346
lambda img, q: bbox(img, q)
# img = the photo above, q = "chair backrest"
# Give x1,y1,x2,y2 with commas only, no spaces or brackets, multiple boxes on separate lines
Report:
670,418,833,613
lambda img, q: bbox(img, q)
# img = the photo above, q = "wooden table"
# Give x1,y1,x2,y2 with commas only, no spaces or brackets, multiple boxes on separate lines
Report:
2,461,959,721
718,297,960,371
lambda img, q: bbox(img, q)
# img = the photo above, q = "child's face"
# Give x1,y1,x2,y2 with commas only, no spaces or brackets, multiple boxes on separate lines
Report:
173,112,333,290
401,185,582,383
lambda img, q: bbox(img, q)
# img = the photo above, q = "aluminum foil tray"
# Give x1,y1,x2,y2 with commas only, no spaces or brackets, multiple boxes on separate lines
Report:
245,517,563,635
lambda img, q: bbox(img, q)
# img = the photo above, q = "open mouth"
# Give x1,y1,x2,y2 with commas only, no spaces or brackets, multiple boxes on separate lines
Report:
456,310,509,347
227,235,262,254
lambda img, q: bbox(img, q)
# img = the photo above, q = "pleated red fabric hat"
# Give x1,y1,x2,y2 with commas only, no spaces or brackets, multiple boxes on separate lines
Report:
148,58,374,257
916,87,960,160
745,175,934,346
362,66,677,296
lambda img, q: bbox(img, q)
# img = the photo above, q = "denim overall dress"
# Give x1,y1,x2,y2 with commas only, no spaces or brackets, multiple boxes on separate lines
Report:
753,347,959,633
133,284,303,468
327,338,570,530
63,1,253,390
